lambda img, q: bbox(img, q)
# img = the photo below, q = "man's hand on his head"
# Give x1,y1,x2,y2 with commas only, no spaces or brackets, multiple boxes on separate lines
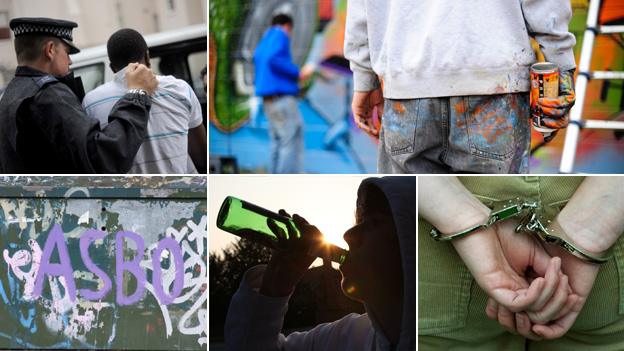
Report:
126,63,158,96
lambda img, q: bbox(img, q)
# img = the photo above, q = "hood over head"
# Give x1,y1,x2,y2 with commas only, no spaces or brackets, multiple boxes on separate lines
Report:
356,176,415,350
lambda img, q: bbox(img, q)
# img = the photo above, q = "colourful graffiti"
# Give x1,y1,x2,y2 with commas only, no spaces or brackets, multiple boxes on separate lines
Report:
209,0,377,173
210,0,349,131
0,177,206,350
530,1,624,172
210,0,623,173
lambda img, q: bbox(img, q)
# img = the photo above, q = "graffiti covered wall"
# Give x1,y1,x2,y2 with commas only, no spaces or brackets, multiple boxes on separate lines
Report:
209,0,377,173
530,0,624,172
0,177,207,350
210,0,623,173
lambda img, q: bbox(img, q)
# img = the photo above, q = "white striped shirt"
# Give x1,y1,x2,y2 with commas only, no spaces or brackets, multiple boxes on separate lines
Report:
83,67,203,174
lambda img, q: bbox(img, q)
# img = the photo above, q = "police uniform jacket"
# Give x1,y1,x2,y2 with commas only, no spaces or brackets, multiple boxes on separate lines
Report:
0,66,151,173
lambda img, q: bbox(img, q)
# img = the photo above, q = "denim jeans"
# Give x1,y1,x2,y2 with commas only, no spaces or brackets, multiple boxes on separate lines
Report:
263,96,304,173
378,93,531,174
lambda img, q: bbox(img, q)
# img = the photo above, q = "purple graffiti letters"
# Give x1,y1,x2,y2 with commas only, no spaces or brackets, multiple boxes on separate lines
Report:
152,238,184,305
33,224,77,302
79,229,113,301
115,231,147,306
30,226,185,305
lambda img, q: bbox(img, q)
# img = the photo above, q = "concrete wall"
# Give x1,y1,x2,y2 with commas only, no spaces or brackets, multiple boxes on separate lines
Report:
0,177,207,350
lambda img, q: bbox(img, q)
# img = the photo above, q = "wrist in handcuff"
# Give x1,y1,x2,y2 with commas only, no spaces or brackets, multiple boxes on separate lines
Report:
430,200,613,264
430,200,534,241
557,210,616,255
431,202,490,237
543,217,613,265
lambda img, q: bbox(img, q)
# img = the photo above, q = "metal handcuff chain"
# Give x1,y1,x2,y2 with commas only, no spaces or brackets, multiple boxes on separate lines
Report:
430,199,613,264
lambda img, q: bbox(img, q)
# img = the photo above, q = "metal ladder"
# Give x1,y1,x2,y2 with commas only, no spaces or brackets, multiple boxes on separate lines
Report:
559,0,624,173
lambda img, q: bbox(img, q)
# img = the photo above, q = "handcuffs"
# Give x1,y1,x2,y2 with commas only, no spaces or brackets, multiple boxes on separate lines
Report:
430,200,613,264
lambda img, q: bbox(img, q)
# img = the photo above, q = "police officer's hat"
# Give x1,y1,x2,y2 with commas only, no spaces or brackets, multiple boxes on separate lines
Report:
9,17,80,54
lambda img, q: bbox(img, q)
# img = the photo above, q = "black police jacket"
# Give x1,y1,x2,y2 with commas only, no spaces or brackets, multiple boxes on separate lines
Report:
0,66,151,173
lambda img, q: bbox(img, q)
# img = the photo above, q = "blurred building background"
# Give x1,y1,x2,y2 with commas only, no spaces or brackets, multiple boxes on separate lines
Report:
0,0,207,86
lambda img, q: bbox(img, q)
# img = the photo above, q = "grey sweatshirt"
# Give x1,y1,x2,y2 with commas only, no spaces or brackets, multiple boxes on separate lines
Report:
344,0,576,99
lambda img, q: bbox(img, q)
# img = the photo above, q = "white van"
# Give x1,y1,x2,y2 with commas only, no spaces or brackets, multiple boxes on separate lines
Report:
70,24,207,123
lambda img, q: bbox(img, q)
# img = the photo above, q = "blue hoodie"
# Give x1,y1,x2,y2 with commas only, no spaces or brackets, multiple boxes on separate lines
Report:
253,26,300,97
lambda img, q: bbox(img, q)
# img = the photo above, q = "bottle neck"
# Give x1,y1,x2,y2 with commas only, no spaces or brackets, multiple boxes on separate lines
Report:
311,242,348,264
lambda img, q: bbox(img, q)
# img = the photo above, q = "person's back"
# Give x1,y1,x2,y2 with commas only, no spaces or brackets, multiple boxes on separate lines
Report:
84,71,203,174
0,18,157,174
251,14,307,174
345,1,575,99
83,28,206,174
253,26,299,98
345,0,576,174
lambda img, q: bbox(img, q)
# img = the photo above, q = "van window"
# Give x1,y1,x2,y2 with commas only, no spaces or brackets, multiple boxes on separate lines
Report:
74,63,105,93
150,50,207,98
151,55,188,81
149,34,206,93
188,51,207,99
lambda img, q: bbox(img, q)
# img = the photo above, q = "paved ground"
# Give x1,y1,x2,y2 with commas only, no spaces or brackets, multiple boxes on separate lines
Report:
210,99,378,174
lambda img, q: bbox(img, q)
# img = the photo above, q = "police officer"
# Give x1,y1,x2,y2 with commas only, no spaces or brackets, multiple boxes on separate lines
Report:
0,17,158,173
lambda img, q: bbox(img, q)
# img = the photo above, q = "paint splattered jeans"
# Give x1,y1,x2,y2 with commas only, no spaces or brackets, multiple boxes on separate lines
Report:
263,96,304,174
378,93,531,174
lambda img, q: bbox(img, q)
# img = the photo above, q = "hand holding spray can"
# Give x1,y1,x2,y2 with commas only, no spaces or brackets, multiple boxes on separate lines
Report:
530,62,559,140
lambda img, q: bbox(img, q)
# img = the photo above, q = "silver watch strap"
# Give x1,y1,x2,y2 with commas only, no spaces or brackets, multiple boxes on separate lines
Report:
127,88,148,95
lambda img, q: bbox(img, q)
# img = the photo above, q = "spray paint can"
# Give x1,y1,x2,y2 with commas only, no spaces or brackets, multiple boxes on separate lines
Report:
530,62,559,138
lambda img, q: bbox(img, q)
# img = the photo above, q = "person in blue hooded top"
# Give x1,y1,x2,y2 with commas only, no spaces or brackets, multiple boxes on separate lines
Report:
253,14,314,174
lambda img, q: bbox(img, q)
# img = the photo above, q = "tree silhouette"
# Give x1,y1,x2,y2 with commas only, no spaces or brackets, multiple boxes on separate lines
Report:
209,238,272,340
209,238,364,342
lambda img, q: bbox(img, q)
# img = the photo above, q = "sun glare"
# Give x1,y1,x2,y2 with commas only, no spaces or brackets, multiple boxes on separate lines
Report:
314,219,350,250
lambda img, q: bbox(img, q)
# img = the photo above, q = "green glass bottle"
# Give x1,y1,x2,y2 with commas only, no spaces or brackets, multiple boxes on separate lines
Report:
216,196,348,264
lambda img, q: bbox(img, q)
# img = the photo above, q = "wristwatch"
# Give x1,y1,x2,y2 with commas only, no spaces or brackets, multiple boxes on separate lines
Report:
127,88,148,96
